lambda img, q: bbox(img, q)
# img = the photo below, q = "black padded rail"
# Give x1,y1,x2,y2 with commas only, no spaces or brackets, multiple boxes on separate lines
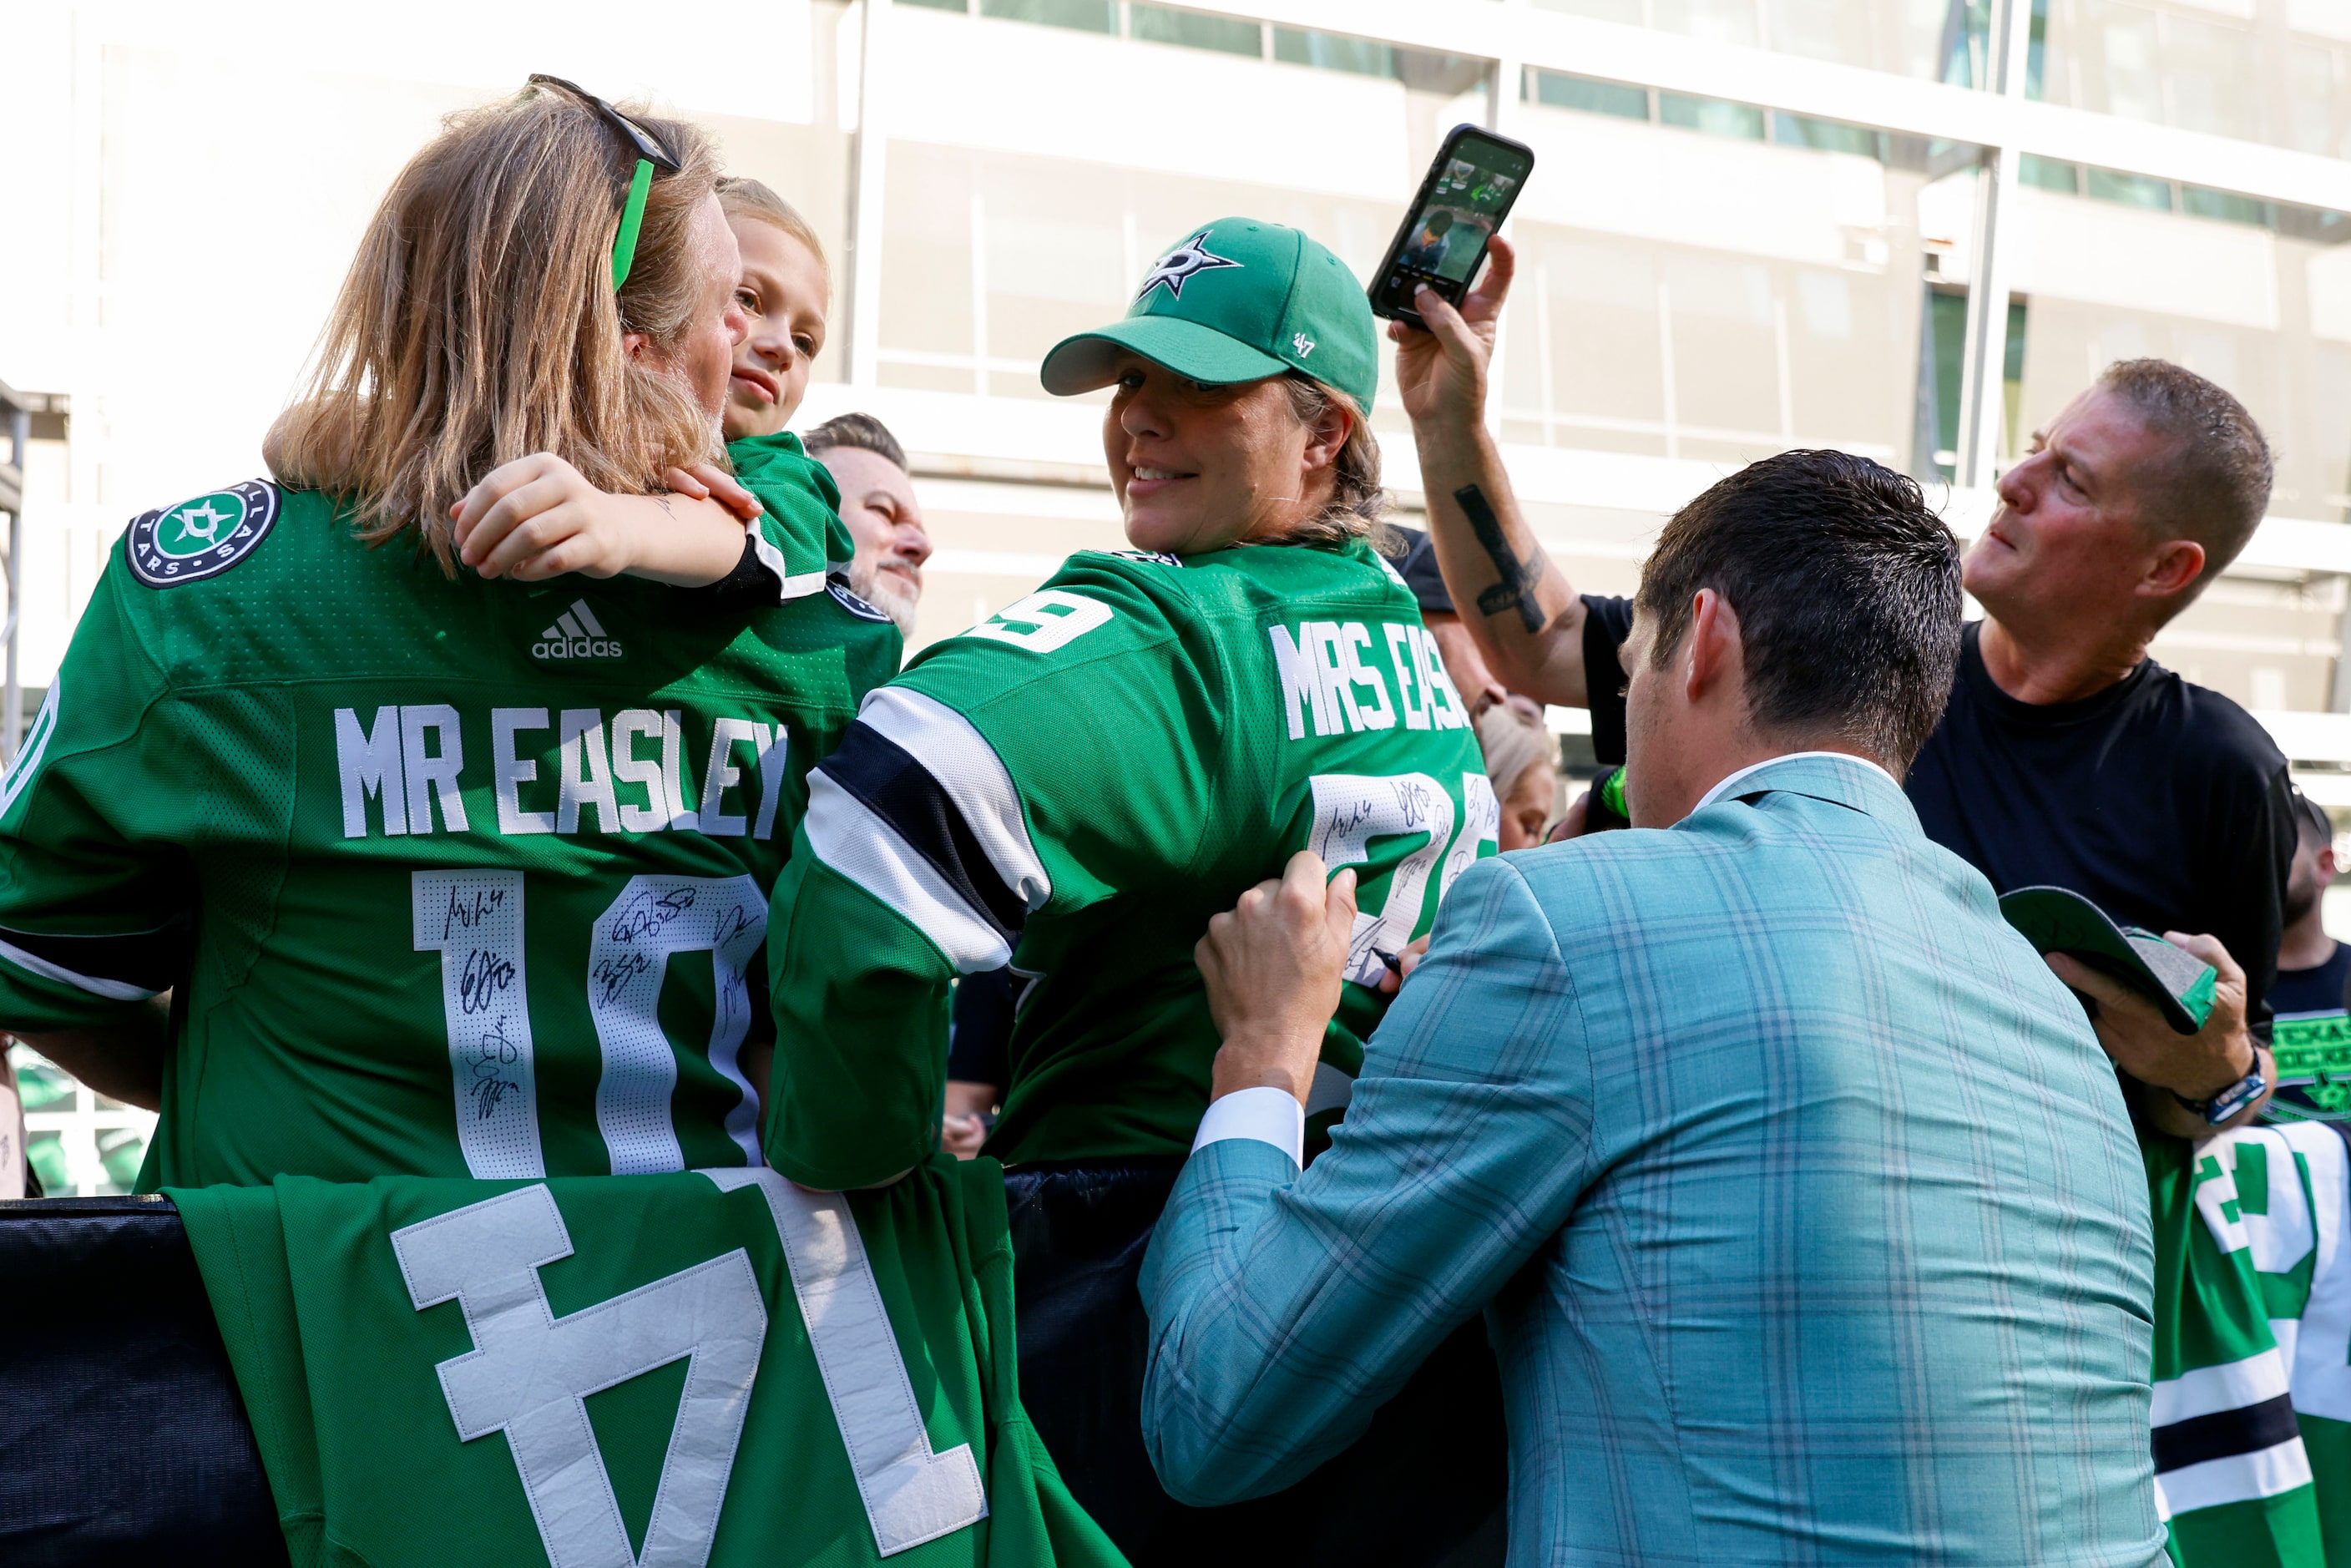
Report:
0,1196,286,1566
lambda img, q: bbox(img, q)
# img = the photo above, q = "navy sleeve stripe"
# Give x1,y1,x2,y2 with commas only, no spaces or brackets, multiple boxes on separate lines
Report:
817,723,1030,943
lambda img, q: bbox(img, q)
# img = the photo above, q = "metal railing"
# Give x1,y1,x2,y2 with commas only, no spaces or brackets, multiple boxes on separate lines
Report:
0,380,67,766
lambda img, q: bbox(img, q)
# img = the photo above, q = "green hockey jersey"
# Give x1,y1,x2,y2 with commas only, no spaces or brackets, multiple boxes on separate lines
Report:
169,1156,1125,1568
2150,1127,2347,1566
0,463,898,1188
766,536,1496,1190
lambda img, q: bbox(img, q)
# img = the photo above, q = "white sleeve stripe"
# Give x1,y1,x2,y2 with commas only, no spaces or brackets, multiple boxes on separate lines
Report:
853,686,1049,913
0,936,160,1002
2153,1435,2313,1514
805,773,1010,974
2151,1348,2293,1427
750,528,827,601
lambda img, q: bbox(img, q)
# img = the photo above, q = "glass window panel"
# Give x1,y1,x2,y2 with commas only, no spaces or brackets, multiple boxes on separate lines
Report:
2288,44,2346,159
1659,94,1767,139
1513,94,1953,471
1548,0,1979,80
1129,5,1261,58
1763,0,1878,68
879,144,977,365
2086,167,2172,210
978,0,1114,33
2161,16,2255,142
1272,28,1393,78
1652,0,1762,48
1773,114,1884,158
1919,289,1969,476
1531,0,1646,19
2020,154,2081,194
97,1127,144,1193
1534,70,1651,121
27,1130,67,1196
2182,186,2269,227
899,0,970,11
2035,0,2338,154
2095,3,2163,122
13,1048,75,1113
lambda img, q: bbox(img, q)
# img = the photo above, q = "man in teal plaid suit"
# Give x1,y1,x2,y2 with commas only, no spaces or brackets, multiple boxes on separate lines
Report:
1140,450,2168,1565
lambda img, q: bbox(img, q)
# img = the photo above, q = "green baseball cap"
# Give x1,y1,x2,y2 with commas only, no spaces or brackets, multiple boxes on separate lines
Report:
1999,886,2218,1035
1039,217,1378,412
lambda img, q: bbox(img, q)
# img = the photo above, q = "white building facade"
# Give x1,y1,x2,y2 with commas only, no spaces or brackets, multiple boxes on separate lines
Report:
2,0,2349,1185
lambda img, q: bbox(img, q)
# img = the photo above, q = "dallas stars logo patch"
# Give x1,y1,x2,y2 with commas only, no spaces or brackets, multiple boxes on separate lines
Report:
127,479,279,589
1136,231,1242,302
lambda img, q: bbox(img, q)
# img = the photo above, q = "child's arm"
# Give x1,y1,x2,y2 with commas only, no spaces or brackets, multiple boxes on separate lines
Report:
451,453,762,586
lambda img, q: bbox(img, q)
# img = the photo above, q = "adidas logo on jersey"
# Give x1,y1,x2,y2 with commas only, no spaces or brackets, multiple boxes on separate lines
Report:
531,599,624,660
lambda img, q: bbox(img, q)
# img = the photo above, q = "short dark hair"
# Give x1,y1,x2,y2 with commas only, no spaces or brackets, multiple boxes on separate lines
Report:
2097,359,2272,591
802,411,908,473
1636,449,1962,770
2295,789,2333,848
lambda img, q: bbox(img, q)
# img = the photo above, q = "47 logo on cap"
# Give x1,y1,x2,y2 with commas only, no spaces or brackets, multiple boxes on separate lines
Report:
127,479,278,589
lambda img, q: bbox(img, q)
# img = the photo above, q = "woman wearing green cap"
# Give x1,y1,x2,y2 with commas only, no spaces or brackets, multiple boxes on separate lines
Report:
759,217,1509,1557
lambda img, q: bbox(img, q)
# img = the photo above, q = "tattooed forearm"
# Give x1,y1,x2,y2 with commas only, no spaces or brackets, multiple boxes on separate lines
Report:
1457,483,1548,634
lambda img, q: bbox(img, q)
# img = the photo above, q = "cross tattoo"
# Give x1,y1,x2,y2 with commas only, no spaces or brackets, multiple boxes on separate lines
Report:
1458,484,1548,635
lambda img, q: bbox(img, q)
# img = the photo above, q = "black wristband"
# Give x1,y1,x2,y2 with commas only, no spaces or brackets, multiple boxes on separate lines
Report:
679,530,771,609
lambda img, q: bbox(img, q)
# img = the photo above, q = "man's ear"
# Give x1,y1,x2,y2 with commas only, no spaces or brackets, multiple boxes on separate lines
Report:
1681,589,1742,706
2140,537,2207,600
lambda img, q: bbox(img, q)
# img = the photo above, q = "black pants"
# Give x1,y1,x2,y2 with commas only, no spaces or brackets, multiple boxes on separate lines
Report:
1005,1159,1508,1567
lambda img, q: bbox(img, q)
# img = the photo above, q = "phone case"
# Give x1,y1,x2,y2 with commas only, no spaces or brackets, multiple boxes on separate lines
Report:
1368,124,1536,327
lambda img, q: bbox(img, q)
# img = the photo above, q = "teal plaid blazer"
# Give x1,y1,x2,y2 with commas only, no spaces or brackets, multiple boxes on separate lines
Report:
1140,753,2167,1566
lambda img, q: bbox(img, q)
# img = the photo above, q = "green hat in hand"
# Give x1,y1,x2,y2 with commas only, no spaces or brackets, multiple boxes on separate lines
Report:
1040,217,1378,412
1998,885,2219,1035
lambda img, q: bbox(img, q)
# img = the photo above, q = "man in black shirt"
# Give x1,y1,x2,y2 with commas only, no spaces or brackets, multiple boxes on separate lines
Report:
1400,245,2285,1141
2272,790,2350,1123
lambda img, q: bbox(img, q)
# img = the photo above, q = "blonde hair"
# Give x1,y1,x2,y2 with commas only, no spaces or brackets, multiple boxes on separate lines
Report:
1475,701,1553,802
1272,374,1388,551
717,176,830,293
272,82,724,570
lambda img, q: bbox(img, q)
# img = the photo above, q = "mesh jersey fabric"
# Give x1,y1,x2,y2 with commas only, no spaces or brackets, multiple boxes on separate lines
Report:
168,1156,1125,1568
766,538,1496,1190
0,468,897,1187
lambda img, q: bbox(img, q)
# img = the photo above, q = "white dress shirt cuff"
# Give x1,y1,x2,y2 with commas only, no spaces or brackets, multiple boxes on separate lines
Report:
1190,1086,1305,1168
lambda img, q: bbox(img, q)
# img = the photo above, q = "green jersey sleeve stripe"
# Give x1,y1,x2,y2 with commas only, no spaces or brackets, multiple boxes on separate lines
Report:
0,933,160,1001
805,771,1009,972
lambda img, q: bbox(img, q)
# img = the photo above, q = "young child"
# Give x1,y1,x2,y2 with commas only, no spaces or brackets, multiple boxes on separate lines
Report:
450,177,853,600
716,177,828,444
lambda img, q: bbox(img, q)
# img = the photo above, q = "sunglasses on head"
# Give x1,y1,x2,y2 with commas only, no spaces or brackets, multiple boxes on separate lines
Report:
528,73,682,292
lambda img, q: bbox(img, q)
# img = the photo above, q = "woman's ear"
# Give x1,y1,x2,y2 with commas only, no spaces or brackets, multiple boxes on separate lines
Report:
1300,398,1351,475
621,331,650,362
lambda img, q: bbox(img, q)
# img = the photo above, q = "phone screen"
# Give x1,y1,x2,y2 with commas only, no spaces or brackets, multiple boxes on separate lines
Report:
1372,129,1534,323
